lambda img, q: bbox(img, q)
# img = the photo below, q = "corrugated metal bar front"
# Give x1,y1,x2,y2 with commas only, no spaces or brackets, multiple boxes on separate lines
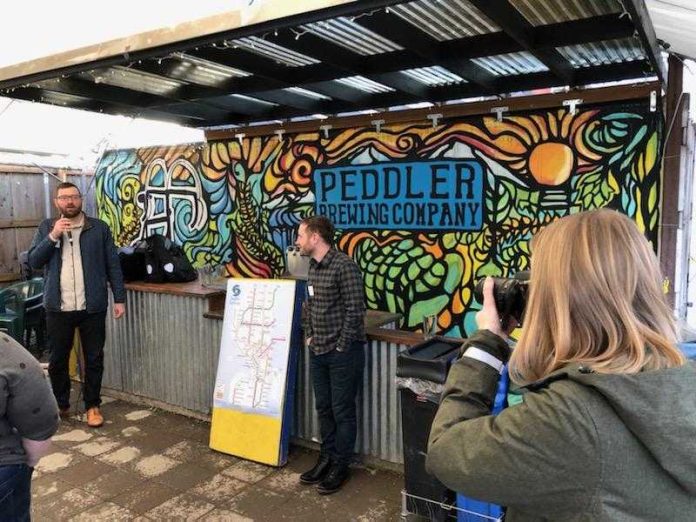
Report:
104,290,406,464
293,332,406,464
103,290,222,414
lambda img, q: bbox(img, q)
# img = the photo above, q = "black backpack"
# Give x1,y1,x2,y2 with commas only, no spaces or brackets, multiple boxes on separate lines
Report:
142,234,197,283
117,246,148,282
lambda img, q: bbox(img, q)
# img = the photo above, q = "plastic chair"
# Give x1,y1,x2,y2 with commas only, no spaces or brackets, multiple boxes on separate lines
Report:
24,294,46,355
13,278,47,356
0,280,46,356
0,286,25,343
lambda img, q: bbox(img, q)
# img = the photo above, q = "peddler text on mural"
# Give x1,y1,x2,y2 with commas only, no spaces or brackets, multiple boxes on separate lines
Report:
313,160,485,230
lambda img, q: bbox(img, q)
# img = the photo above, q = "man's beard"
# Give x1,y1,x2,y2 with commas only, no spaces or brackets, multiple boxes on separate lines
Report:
62,207,81,218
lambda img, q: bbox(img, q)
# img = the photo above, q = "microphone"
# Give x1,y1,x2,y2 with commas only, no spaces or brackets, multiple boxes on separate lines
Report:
61,214,72,244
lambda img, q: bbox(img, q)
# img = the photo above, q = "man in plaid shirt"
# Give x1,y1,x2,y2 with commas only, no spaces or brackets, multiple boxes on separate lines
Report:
296,216,366,494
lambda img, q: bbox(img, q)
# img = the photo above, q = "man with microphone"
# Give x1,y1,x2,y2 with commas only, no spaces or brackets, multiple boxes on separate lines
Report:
29,182,125,428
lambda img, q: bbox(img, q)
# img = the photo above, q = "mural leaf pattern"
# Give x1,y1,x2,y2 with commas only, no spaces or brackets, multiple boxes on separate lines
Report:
97,102,661,336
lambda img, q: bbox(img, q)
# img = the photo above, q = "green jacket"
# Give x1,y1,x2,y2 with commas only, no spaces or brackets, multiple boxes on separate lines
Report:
426,330,696,521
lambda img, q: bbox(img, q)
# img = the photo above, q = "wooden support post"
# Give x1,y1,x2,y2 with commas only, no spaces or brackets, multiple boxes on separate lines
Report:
660,54,686,308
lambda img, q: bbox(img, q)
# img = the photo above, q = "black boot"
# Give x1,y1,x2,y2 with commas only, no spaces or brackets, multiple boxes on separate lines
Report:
299,455,332,485
317,463,350,494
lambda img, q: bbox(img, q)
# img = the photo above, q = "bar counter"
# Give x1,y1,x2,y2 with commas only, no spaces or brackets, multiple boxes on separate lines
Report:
103,280,439,464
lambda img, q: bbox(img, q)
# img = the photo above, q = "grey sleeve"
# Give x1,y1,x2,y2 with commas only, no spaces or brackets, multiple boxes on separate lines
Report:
5,346,59,441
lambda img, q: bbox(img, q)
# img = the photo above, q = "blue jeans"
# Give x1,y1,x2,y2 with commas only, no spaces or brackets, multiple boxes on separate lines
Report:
0,464,33,521
310,342,365,465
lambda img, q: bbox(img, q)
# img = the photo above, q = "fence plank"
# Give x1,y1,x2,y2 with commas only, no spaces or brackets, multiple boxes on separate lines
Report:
11,174,45,220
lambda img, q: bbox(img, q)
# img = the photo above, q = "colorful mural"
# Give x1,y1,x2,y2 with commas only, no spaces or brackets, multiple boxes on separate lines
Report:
96,101,662,336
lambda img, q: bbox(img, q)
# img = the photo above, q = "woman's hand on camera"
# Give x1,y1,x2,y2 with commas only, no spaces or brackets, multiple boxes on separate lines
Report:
476,277,518,339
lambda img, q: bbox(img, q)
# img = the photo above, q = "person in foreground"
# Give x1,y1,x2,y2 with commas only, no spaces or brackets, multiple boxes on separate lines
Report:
295,216,366,494
0,333,59,521
426,209,696,521
28,182,126,428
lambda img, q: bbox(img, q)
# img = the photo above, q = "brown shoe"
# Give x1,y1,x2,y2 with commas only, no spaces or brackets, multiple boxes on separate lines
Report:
86,407,104,428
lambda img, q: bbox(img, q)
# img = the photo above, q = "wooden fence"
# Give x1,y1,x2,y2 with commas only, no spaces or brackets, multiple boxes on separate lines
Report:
0,165,95,282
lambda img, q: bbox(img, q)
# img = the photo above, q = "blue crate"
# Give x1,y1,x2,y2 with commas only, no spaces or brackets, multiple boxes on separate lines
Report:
456,367,508,522
679,342,696,360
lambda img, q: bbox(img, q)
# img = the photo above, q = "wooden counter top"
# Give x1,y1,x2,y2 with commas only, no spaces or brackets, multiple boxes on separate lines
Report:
125,280,224,298
366,328,466,347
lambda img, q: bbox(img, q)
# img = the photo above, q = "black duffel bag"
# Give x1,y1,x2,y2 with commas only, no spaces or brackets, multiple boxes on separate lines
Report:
142,234,197,283
117,245,147,282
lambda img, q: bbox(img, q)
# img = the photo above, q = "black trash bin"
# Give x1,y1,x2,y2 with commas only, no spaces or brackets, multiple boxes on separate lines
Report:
397,337,462,521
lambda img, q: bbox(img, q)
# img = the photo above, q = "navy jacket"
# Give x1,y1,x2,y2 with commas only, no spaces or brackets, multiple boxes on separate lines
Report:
28,216,126,313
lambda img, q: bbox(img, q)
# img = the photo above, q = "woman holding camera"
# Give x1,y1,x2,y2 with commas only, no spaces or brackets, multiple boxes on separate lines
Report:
426,209,696,520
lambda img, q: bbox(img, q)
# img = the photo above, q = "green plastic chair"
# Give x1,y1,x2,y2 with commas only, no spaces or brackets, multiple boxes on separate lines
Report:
0,286,25,343
23,278,46,355
2,279,46,354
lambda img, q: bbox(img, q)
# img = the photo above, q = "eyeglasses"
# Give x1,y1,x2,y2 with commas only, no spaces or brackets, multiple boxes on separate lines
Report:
56,195,82,201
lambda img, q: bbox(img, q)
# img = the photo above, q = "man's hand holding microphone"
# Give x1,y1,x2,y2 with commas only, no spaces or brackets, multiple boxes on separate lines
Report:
48,216,73,243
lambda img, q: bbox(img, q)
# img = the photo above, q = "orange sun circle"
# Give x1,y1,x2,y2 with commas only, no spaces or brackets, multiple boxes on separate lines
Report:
528,142,574,186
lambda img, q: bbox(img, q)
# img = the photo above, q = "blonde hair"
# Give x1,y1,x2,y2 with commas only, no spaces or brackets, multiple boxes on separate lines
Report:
510,209,685,384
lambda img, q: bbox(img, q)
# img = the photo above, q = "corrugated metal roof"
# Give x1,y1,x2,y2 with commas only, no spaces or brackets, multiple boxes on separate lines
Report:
167,53,250,87
510,0,622,26
230,37,320,67
472,52,549,76
334,76,395,94
230,93,278,107
301,17,402,55
79,66,185,96
0,0,662,128
390,0,500,41
401,66,466,86
284,86,332,101
34,90,87,106
557,37,645,68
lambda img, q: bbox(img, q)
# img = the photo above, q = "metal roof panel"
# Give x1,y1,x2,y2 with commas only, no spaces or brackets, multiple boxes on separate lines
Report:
334,75,395,94
557,37,645,68
510,0,622,26
166,53,250,87
402,66,466,86
472,52,549,76
390,0,500,41
78,66,185,96
230,37,320,67
301,16,403,55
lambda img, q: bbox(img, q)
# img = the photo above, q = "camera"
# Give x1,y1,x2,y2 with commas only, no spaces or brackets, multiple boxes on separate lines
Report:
474,271,530,324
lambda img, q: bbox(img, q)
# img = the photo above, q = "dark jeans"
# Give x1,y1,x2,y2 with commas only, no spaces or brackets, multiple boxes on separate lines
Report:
47,310,107,409
0,464,33,521
310,342,365,466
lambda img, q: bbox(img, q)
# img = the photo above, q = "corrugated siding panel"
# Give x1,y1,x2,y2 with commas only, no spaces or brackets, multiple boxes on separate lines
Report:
104,292,405,463
103,291,223,414
293,334,404,464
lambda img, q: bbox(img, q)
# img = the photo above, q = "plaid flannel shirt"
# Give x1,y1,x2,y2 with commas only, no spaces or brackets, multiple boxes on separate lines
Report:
302,248,366,354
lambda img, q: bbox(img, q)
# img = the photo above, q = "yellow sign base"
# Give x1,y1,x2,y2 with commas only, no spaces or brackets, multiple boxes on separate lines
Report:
209,407,283,466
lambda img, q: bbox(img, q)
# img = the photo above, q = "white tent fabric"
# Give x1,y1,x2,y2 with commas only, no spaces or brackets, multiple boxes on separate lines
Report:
647,0,696,60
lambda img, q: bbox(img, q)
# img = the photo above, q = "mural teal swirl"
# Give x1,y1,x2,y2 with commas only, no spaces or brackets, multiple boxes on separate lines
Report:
96,101,661,336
